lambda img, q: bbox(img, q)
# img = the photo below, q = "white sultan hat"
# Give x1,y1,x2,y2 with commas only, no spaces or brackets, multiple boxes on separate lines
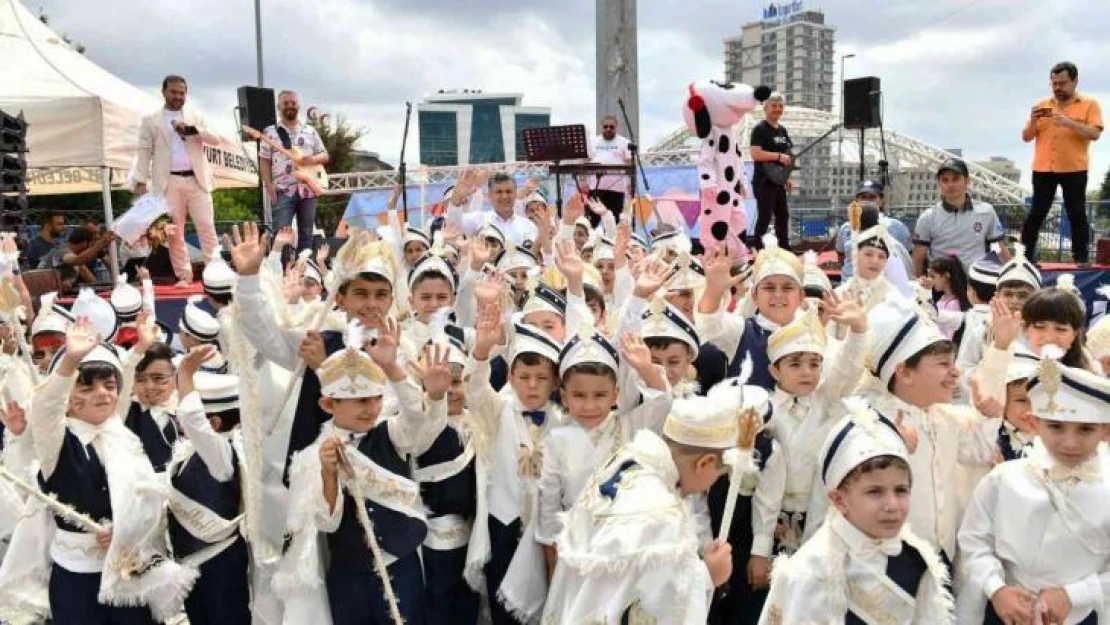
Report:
582,263,604,296
651,229,692,256
708,376,772,421
510,322,562,366
403,225,432,249
1089,306,1110,359
768,307,827,364
31,292,73,336
179,295,220,343
558,324,620,377
820,398,909,488
48,341,124,376
853,223,892,256
521,279,567,318
997,243,1042,289
194,371,240,413
591,236,616,264
663,394,739,450
202,246,237,296
71,288,119,342
524,190,548,206
1006,350,1041,385
407,252,458,292
641,298,700,358
495,241,539,273
332,234,396,287
479,223,507,247
317,320,389,399
753,233,803,286
802,250,832,296
666,253,706,292
304,258,324,284
1026,347,1110,423
574,216,593,233
968,246,1004,286
109,273,142,322
629,232,649,251
865,295,947,384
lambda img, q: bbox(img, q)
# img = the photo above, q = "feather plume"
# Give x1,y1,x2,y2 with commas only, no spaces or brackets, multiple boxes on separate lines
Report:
1012,242,1026,261
1041,344,1066,362
429,306,453,343
737,353,753,387
346,319,365,350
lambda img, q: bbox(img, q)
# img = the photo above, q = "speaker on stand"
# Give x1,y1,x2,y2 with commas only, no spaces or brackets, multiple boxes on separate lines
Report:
237,86,276,227
843,77,881,183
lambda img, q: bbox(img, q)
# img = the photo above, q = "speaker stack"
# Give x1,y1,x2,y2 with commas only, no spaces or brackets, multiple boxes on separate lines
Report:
843,77,881,130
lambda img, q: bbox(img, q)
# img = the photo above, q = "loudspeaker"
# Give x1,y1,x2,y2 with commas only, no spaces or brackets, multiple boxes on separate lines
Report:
843,77,881,130
237,86,276,136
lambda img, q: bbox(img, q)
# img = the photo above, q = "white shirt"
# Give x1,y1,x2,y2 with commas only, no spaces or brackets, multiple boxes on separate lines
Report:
958,441,1110,625
448,206,538,246
163,109,191,172
589,134,631,193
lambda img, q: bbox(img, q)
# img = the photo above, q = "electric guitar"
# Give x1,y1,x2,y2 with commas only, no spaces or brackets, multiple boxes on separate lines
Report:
242,125,329,196
758,122,841,186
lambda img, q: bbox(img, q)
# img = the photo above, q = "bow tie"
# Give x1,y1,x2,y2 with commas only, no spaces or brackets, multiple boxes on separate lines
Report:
863,538,903,557
522,410,546,427
1047,463,1100,484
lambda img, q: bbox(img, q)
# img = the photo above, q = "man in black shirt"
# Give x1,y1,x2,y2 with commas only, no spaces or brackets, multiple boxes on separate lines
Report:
25,210,67,268
748,92,794,250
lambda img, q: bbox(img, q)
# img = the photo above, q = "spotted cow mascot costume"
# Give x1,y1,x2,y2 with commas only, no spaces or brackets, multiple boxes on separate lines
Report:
684,81,771,257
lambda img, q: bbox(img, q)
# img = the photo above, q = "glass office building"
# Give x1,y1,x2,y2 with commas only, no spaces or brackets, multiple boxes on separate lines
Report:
418,92,551,166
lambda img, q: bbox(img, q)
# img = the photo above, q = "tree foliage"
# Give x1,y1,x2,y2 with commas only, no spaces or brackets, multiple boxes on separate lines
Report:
309,115,368,234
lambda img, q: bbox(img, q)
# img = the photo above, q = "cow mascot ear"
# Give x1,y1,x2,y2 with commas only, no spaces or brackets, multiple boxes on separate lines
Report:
754,85,773,103
687,83,712,139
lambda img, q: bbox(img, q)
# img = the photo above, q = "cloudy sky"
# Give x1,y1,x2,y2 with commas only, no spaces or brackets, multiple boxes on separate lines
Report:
33,0,1110,190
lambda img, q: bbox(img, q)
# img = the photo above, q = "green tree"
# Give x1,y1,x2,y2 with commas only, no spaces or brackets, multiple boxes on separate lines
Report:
309,116,368,234
1099,165,1110,201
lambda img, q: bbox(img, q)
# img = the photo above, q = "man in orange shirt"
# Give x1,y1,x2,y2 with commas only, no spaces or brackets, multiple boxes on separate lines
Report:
1021,61,1103,266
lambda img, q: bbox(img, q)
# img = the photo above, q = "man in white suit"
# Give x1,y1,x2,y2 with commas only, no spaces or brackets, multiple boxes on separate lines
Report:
134,75,221,287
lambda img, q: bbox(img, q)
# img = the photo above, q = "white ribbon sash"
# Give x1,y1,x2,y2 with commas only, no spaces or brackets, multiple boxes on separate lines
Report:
846,558,916,625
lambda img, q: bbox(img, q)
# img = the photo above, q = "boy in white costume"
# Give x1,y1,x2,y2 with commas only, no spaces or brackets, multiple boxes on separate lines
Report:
541,390,759,624
958,352,1110,625
759,400,955,624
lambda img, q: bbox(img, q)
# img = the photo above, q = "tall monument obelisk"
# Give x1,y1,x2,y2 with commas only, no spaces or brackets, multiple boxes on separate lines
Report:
596,0,639,139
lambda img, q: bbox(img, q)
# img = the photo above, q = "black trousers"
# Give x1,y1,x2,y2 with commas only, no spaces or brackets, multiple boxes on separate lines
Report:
484,515,525,625
1022,170,1089,262
588,189,625,226
752,177,791,251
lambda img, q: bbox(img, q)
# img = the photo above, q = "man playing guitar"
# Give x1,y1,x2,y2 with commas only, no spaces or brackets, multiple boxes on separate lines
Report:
259,90,329,255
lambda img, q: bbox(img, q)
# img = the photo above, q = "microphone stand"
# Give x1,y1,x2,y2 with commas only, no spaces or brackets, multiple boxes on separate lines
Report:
398,102,413,223
616,98,655,234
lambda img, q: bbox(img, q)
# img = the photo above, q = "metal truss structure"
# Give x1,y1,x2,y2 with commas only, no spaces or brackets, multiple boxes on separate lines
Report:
326,105,1027,204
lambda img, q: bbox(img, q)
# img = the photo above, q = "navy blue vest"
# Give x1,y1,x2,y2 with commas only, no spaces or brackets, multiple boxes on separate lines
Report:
726,318,774,391
39,430,113,532
327,426,427,573
168,446,242,559
285,331,346,483
124,402,179,473
997,424,1027,462
415,426,477,520
695,341,729,395
845,541,927,624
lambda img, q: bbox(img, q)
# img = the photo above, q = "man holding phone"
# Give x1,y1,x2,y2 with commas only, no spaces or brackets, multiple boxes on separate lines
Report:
134,75,222,287
1021,61,1103,266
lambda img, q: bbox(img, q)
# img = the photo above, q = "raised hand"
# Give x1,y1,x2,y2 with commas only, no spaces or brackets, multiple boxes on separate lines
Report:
619,332,653,372
469,235,495,272
895,411,919,454
990,295,1021,350
136,265,151,282
228,222,269,277
562,193,586,226
0,400,26,436
272,226,295,252
823,291,868,334
387,184,402,211
412,344,452,401
316,243,331,267
449,170,480,206
475,272,509,311
365,316,401,370
284,260,306,303
613,215,631,268
586,197,610,217
299,331,327,371
553,239,584,286
473,302,503,360
703,247,738,297
319,437,342,477
632,257,676,299
970,377,1004,419
135,309,158,354
64,317,101,364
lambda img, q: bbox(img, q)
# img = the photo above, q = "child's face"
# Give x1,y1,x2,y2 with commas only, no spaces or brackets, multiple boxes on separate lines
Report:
596,260,616,292
1003,381,1033,429
856,247,888,281
522,311,565,343
69,377,119,424
674,450,726,495
664,289,695,321
896,350,959,406
754,275,803,326
319,395,384,433
409,278,455,322
1025,320,1077,356
303,278,323,301
770,352,823,397
337,277,394,329
829,465,911,540
403,241,428,267
928,269,949,293
447,372,466,416
508,268,528,293
587,296,606,327
1034,418,1107,468
649,343,694,387
561,372,618,429
32,333,64,374
509,361,558,410
574,227,589,249
998,283,1035,314
485,238,504,258
135,360,175,407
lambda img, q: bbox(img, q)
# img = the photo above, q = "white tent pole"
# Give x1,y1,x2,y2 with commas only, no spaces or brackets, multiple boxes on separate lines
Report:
101,166,119,280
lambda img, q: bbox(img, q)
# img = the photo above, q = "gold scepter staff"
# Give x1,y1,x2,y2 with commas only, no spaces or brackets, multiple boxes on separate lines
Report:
0,465,108,534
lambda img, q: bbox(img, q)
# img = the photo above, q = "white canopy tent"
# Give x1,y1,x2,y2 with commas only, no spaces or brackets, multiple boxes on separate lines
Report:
0,0,258,195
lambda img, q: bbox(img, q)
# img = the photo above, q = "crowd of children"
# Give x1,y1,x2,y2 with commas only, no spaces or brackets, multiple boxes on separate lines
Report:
0,176,1107,625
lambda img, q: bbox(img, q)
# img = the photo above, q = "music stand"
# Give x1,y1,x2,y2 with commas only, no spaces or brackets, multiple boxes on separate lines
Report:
523,125,589,216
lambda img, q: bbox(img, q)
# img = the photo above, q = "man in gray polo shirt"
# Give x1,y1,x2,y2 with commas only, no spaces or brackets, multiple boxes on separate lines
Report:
912,158,1011,276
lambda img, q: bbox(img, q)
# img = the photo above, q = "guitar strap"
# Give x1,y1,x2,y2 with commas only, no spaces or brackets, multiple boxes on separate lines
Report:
275,126,293,150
